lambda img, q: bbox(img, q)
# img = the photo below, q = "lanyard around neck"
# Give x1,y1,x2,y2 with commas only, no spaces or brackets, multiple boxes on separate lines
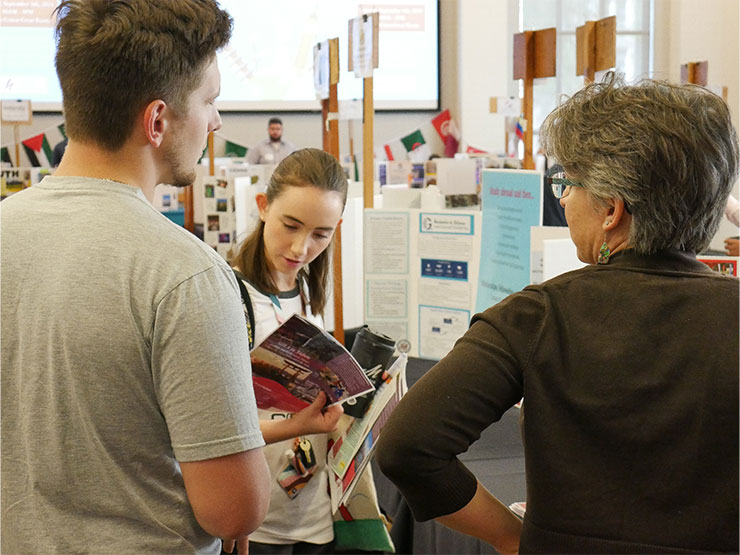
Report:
268,289,307,325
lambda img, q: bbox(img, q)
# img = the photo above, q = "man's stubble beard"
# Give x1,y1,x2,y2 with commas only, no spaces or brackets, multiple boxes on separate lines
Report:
162,135,198,188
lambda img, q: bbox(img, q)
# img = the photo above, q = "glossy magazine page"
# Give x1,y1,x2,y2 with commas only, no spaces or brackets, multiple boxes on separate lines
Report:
250,313,374,411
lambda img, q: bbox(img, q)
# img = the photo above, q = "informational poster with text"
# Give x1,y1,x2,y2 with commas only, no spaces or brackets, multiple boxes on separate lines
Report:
476,169,542,313
364,208,480,360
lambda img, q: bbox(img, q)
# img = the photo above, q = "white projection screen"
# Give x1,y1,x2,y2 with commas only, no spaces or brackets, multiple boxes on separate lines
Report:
1,0,439,112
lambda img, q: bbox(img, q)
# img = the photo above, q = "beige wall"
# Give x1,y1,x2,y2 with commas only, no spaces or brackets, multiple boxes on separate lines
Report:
653,0,739,128
456,0,518,153
653,0,740,248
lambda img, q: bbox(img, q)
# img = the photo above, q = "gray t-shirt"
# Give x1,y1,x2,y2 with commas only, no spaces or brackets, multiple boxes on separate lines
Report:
1,176,264,554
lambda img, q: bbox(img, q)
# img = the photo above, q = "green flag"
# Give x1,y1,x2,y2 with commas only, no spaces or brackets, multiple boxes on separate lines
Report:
401,129,425,152
225,140,247,158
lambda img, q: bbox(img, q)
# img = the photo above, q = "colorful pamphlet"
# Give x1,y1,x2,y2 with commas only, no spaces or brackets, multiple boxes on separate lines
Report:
327,355,408,511
250,314,375,412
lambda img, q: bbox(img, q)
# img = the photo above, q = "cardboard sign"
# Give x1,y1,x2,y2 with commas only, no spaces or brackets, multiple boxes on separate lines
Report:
1,99,32,124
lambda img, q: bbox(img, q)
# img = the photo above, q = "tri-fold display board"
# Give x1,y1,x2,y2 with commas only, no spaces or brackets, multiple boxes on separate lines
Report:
364,169,547,360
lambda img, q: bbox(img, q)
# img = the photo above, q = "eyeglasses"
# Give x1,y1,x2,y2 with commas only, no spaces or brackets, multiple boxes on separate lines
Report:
545,165,584,199
545,165,633,214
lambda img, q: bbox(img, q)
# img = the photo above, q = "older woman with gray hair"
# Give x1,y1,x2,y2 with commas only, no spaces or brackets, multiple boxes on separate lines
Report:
376,73,739,554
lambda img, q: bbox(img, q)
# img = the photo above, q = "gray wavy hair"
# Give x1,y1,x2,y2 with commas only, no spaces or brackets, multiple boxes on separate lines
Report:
540,72,739,254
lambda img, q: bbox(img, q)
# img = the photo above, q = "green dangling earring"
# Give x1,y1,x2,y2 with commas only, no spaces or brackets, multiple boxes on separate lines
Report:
597,240,611,264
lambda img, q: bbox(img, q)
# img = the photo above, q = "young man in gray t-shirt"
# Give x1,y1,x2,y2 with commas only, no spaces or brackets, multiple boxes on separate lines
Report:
1,2,270,553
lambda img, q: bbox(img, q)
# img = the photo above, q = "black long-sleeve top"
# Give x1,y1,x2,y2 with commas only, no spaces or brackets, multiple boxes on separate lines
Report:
376,250,739,553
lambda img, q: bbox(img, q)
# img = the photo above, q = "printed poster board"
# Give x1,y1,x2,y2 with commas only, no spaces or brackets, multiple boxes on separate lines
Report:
200,174,236,259
364,208,481,360
475,169,542,313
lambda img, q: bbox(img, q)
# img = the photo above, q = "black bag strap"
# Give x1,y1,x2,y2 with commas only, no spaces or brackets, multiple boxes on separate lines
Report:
232,268,255,350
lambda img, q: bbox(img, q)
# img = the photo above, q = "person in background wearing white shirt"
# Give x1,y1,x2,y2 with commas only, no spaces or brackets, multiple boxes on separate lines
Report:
247,117,297,165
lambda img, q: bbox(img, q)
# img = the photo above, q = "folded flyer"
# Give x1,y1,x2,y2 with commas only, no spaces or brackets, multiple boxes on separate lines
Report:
328,354,407,480
250,314,375,412
328,354,408,512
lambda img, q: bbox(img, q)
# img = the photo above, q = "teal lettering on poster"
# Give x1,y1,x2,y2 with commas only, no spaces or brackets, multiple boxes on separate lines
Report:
475,169,542,313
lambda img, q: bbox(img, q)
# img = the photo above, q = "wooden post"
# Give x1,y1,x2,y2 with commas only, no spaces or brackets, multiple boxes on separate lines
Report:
348,119,357,179
183,183,194,232
328,82,339,157
322,97,329,152
184,132,211,233
576,15,616,84
362,76,374,208
349,12,379,208
208,131,215,176
328,70,343,344
522,65,534,169
347,11,379,340
320,38,340,159
14,125,20,167
331,223,344,344
513,28,556,170
317,37,345,344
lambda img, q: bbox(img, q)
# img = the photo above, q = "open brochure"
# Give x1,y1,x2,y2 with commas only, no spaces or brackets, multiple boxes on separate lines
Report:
250,314,375,412
328,354,408,512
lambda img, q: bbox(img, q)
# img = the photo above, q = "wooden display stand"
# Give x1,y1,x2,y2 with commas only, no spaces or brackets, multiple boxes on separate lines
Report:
319,38,340,158
315,37,345,343
681,61,728,101
348,12,379,209
681,60,708,86
575,15,616,83
346,12,379,342
512,28,556,170
183,178,195,232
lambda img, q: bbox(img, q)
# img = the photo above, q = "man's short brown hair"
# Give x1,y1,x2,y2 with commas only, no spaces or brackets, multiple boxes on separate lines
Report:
55,0,232,151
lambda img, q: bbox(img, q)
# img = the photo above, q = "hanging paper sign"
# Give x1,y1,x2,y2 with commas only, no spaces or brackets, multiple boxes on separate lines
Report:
313,40,330,100
489,96,522,117
339,99,363,120
348,12,379,78
1,99,32,125
326,99,364,123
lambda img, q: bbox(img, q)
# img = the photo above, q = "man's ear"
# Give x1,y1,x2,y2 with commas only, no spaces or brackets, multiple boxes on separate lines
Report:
143,100,168,148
